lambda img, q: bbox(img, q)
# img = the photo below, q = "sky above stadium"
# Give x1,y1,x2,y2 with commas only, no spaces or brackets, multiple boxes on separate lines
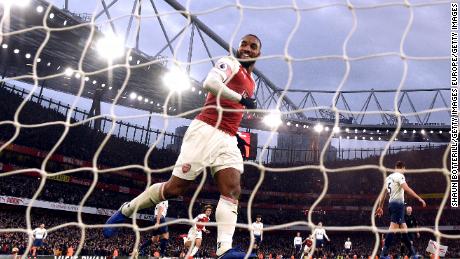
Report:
12,0,451,149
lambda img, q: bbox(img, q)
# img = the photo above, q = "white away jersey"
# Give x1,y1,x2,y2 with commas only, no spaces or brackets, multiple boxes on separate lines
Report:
33,228,47,239
344,241,352,249
314,228,328,240
252,222,263,236
154,201,168,217
385,172,406,203
294,236,302,246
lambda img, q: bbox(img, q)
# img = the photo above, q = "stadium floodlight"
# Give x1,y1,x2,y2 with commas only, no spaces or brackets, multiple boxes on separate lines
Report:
63,20,67,26
346,136,350,139
137,95,143,101
430,130,434,134
370,137,374,140
49,13,55,19
303,125,307,128
92,80,97,85
96,33,125,61
191,87,196,92
363,129,366,133
295,124,299,127
354,129,358,133
36,5,44,13
362,137,366,140
13,49,19,54
64,67,73,77
345,128,349,133
163,66,191,93
1,44,7,49
198,91,202,95
354,136,358,140
324,126,330,132
108,86,112,90
439,130,443,134
333,126,340,133
286,121,291,126
403,130,407,134
376,129,380,133
101,83,106,87
314,124,324,133
144,98,149,103
150,101,153,104
46,62,51,67
36,58,41,62
378,137,382,140
25,53,31,59
263,110,282,128
74,73,81,79
412,130,416,134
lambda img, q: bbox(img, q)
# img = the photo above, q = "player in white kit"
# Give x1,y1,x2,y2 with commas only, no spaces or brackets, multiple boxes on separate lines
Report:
293,232,303,257
313,222,329,257
139,201,169,257
251,215,263,254
344,237,352,257
376,161,426,259
182,205,213,257
31,224,47,258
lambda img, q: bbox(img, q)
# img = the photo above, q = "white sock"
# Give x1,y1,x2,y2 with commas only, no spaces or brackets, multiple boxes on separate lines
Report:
215,195,238,256
183,237,187,245
190,246,199,256
121,183,164,216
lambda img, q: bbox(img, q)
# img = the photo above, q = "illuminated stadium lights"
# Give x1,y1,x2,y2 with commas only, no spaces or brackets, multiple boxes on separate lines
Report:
1,44,7,49
286,121,291,126
129,56,133,61
92,80,97,85
25,53,31,59
64,67,73,77
345,128,349,133
191,87,196,92
36,58,41,62
198,90,202,95
303,125,307,128
157,103,160,106
403,130,407,134
376,129,380,133
36,5,44,13
74,73,81,79
144,98,149,103
295,124,299,127
13,49,19,54
370,137,374,140
362,137,366,140
163,66,191,93
378,137,382,140
262,111,282,128
333,126,340,133
108,86,112,90
314,124,324,133
136,60,141,65
150,101,153,104
324,126,330,132
421,129,426,134
63,20,67,26
129,92,137,99
49,13,55,19
439,130,443,134
386,130,389,133
96,33,125,61
137,95,143,101
430,130,434,134
354,136,358,140
363,129,366,133
354,129,358,133
346,136,350,139
85,77,89,82
412,130,416,134
101,84,106,87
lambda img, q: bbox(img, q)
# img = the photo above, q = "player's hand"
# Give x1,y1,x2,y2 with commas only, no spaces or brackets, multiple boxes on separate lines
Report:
419,198,426,207
375,207,383,217
239,97,257,109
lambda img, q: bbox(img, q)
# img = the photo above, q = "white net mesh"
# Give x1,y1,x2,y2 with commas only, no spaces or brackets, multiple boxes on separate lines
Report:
0,0,456,258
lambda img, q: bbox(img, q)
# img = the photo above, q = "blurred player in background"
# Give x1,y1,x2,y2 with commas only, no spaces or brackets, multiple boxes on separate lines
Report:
252,215,264,254
376,161,426,259
400,205,420,257
344,237,352,258
293,232,303,257
313,222,330,258
181,205,213,257
31,223,47,259
139,201,169,257
300,234,314,259
104,34,261,259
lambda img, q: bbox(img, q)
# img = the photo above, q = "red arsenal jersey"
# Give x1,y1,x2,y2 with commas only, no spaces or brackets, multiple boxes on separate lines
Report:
195,213,210,231
196,56,255,135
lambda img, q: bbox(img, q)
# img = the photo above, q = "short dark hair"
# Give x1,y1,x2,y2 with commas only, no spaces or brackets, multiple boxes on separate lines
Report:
395,161,405,169
242,34,262,50
256,214,262,218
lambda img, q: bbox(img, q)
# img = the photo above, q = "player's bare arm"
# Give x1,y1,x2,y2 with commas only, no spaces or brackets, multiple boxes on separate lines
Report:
401,183,426,207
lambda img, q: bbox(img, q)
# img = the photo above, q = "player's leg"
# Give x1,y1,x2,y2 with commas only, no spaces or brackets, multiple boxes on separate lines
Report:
190,238,202,256
380,222,400,257
214,167,242,257
399,223,417,257
159,230,170,257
